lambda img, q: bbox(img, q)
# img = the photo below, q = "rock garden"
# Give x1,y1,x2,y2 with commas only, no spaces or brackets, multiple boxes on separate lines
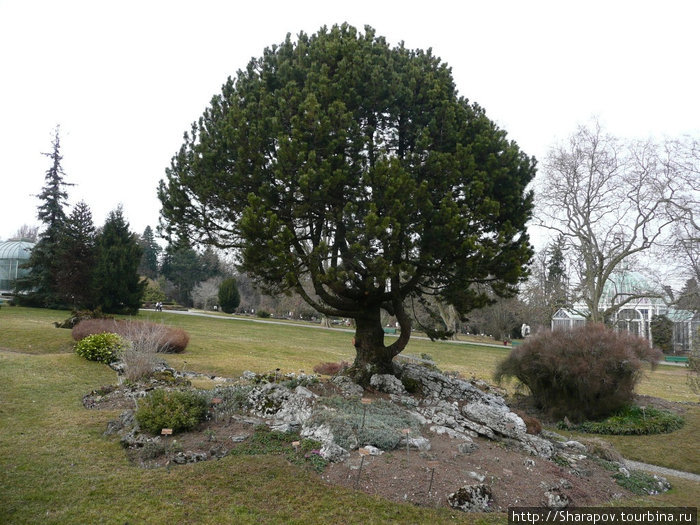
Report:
83,357,672,513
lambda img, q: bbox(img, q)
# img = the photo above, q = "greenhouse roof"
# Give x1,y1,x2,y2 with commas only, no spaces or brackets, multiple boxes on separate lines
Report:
0,240,35,260
600,271,664,305
553,308,587,320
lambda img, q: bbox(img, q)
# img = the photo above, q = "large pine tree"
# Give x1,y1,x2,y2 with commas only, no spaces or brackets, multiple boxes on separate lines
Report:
16,127,73,307
93,207,146,314
159,25,535,382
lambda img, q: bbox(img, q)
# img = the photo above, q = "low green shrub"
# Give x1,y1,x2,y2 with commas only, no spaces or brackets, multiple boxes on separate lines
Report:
135,389,209,434
74,332,126,363
228,426,328,472
613,470,671,495
564,406,685,435
400,376,423,395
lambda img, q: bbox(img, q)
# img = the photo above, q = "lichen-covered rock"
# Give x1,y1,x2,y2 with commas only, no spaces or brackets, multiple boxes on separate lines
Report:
399,363,557,458
430,424,473,441
650,475,671,494
398,435,431,451
172,451,208,464
544,488,570,509
458,441,479,454
370,374,407,395
400,364,505,406
119,428,155,449
248,383,316,431
461,401,527,439
330,375,364,397
104,409,135,435
301,424,353,462
447,483,493,512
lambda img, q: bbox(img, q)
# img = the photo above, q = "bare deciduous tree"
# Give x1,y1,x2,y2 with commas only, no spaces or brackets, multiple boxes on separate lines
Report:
535,120,681,321
191,276,224,310
9,224,39,242
661,137,700,290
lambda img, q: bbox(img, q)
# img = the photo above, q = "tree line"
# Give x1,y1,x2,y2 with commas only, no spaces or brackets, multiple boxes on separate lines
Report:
14,128,144,314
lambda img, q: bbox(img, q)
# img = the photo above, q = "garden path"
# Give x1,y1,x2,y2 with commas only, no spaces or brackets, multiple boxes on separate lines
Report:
625,460,700,482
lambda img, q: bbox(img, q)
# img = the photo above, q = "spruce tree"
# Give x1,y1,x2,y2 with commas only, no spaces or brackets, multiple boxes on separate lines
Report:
93,207,146,314
545,235,568,310
16,127,73,307
137,225,161,279
57,201,96,308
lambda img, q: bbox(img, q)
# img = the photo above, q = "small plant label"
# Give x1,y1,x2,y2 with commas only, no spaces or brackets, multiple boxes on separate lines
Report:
161,428,173,435
361,397,372,405
211,397,222,404
359,447,371,456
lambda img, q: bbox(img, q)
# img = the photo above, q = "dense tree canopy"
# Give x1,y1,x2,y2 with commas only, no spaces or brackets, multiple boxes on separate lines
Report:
93,207,145,314
159,24,535,381
218,277,241,314
137,226,161,279
57,200,96,308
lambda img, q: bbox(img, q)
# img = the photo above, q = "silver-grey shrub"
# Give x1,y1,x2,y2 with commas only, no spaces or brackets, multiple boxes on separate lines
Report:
308,396,421,451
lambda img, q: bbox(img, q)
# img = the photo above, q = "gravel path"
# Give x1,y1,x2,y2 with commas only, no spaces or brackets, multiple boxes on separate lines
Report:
625,460,700,482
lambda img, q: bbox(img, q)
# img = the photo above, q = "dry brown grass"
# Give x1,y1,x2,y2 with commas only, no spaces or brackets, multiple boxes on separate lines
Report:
312,360,351,375
72,318,189,353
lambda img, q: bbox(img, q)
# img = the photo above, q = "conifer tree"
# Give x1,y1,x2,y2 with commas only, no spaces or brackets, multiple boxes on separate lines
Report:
161,235,204,306
138,225,161,279
545,235,568,310
57,201,96,308
218,277,240,313
159,25,535,382
93,207,146,314
16,126,73,307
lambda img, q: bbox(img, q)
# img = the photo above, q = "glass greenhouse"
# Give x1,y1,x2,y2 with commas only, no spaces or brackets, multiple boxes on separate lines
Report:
0,240,35,292
551,271,698,353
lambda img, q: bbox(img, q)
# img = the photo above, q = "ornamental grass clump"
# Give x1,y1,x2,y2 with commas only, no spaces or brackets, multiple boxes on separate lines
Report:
72,318,190,353
119,320,169,381
74,332,126,363
494,324,662,421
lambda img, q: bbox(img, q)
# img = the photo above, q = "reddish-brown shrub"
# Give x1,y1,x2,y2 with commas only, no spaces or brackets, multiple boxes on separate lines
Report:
514,410,542,435
495,324,661,421
72,319,190,353
313,361,350,376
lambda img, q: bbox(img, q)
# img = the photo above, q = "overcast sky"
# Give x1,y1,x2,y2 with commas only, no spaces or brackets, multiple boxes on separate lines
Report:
1,0,698,248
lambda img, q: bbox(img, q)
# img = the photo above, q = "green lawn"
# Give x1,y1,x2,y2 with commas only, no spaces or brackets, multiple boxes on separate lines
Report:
1,306,698,523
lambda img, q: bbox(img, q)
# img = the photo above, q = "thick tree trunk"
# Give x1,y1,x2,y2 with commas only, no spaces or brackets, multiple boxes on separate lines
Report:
349,308,397,385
